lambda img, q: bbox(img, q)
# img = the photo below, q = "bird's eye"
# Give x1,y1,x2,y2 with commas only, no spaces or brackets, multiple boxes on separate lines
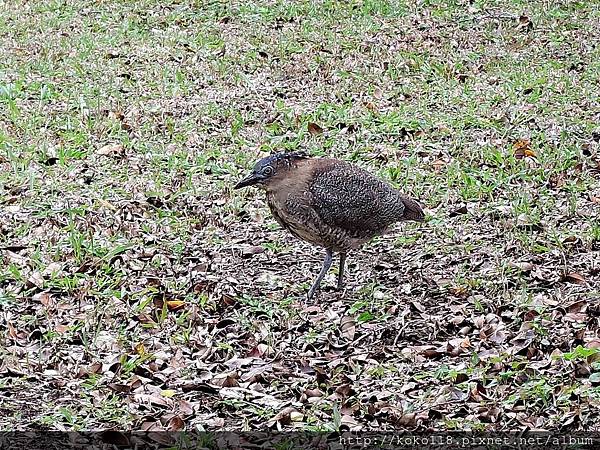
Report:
262,166,274,176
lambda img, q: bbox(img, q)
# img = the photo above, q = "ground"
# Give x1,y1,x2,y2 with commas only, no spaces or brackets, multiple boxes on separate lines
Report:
1,0,599,432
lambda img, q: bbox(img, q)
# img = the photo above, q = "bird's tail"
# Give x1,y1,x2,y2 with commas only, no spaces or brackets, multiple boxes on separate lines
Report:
400,196,425,222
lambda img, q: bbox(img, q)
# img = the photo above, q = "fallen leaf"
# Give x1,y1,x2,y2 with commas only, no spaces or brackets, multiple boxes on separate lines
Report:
364,101,378,113
289,411,304,422
241,246,265,258
27,271,44,289
97,143,124,156
563,272,586,285
449,205,468,217
166,300,186,311
518,14,533,30
266,406,299,428
247,344,269,357
33,292,53,307
307,122,323,135
97,199,117,211
55,325,69,334
432,159,446,172
340,316,356,340
160,389,176,398
513,139,535,159
166,415,185,431
509,261,534,272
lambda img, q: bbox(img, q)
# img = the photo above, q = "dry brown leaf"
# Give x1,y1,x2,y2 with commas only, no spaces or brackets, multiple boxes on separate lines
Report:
266,406,298,428
33,292,53,307
7,322,18,340
307,122,323,135
340,316,356,340
509,261,534,272
364,101,377,113
97,143,124,156
55,324,69,334
432,159,446,172
564,313,587,322
447,337,471,356
247,343,269,357
518,14,533,30
27,271,44,289
449,205,468,217
513,139,535,159
97,199,117,211
166,300,186,311
563,272,586,285
166,415,185,431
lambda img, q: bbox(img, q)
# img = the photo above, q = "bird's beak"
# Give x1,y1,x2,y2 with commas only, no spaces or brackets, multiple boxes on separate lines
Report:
234,172,262,189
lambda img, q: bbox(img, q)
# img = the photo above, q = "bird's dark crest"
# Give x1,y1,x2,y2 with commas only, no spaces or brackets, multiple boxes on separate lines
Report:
271,151,310,165
253,151,310,171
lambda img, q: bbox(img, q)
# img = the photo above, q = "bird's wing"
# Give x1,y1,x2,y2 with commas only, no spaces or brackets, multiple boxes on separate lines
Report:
308,163,405,237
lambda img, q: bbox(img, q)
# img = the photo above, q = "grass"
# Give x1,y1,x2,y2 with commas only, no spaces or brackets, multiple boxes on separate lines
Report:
0,0,599,431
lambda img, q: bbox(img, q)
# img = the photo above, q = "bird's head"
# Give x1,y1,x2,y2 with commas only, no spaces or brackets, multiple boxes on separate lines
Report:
234,151,308,189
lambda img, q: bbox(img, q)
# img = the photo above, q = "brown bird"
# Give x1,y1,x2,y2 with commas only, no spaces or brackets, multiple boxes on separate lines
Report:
234,152,424,300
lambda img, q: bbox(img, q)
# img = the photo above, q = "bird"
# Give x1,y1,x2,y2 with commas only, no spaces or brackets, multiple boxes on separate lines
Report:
234,152,425,300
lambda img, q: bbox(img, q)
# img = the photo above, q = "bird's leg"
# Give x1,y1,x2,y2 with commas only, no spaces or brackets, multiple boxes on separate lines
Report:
307,249,333,300
337,252,347,290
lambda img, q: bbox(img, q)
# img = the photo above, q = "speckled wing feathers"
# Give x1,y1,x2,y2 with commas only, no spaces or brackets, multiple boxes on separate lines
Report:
308,161,407,239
